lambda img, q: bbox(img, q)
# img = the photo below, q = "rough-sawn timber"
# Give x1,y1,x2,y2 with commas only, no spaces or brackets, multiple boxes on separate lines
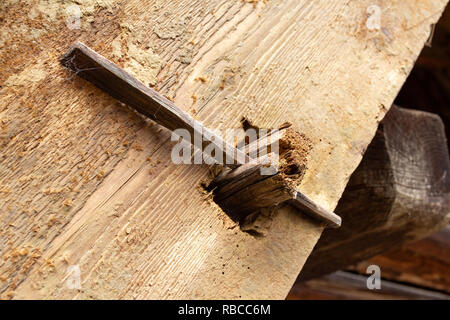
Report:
0,0,447,299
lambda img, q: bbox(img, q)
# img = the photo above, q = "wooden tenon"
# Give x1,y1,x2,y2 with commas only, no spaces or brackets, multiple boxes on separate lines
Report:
60,41,341,228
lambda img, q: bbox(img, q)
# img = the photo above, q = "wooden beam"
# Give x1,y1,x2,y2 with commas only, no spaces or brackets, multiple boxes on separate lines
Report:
299,106,450,281
0,1,447,299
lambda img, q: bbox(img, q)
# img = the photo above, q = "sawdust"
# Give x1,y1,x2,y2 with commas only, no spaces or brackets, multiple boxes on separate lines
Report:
278,128,313,190
118,22,134,33
176,46,193,64
154,13,187,39
219,66,239,91
191,94,197,105
0,34,141,296
110,38,123,59
242,0,268,8
195,76,207,83
124,43,162,86
1,0,441,299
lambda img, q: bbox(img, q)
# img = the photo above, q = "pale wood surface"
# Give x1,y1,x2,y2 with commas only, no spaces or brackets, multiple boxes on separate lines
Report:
0,0,447,299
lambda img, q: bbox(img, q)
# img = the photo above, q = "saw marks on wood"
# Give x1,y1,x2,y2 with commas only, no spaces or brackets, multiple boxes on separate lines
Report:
0,0,448,299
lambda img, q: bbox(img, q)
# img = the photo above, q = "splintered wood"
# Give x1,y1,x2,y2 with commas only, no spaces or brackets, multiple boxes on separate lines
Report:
209,128,341,229
0,0,448,299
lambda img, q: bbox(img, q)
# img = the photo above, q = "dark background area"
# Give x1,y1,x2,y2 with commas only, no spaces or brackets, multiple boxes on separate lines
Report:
396,5,450,149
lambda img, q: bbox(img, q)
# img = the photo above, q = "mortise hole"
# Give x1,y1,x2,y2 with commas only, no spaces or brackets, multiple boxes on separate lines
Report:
284,163,300,175
201,126,313,237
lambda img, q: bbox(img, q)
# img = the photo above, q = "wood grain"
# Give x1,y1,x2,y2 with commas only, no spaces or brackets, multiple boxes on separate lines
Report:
0,0,447,299
299,106,450,281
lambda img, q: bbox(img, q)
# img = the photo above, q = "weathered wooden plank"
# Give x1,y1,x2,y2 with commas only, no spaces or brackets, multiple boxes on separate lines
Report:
0,1,447,299
299,106,450,281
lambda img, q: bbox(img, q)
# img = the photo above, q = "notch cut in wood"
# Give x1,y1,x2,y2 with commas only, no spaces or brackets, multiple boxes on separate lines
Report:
60,41,341,229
